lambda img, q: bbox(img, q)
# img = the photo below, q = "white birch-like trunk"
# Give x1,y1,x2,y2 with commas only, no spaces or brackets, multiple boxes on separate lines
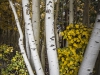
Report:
25,28,31,61
32,0,40,53
22,0,44,75
45,0,59,75
78,14,100,75
9,0,34,75
69,0,74,24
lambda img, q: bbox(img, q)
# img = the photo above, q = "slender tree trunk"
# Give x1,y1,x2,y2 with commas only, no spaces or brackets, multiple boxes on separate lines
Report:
69,0,74,24
41,36,46,71
83,0,89,27
9,0,34,75
45,0,59,75
78,14,100,75
32,0,40,54
22,0,44,75
54,0,60,48
25,28,31,61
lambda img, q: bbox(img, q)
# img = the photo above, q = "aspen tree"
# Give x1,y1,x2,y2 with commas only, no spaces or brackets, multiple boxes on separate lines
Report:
45,0,59,75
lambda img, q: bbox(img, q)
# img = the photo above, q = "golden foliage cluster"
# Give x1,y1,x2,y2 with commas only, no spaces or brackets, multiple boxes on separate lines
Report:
58,24,92,75
0,45,28,75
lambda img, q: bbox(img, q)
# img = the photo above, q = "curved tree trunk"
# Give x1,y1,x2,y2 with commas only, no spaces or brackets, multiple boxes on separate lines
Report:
45,0,59,75
9,0,34,75
22,0,44,75
78,14,100,75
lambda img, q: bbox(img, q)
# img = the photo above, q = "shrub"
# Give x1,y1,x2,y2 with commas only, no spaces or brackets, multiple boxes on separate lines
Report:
58,24,92,75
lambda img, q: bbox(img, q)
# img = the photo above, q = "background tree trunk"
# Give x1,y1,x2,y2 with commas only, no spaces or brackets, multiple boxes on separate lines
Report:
83,0,89,27
69,0,74,24
54,0,60,48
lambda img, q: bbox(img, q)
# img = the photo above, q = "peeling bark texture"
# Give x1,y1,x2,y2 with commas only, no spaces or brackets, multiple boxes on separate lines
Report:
78,14,100,75
69,0,74,24
45,0,59,75
9,0,34,75
22,0,44,75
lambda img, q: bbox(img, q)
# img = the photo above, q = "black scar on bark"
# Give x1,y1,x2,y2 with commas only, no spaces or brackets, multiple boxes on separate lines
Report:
20,39,22,41
95,41,99,43
39,68,41,70
50,36,55,40
50,44,54,47
97,19,100,22
31,48,36,50
46,9,51,13
53,48,56,51
50,5,53,8
48,17,50,19
49,1,52,3
89,72,93,75
87,69,91,71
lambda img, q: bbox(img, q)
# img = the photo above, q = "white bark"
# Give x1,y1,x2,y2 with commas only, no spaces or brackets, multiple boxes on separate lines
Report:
22,0,44,75
78,14,100,75
32,0,40,53
25,28,31,61
9,0,34,75
45,0,59,75
69,0,74,24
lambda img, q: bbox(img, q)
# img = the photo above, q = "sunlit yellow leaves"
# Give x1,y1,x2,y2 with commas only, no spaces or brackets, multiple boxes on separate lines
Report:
76,30,80,34
75,24,79,28
1,51,28,75
61,57,65,62
60,32,64,36
58,24,92,75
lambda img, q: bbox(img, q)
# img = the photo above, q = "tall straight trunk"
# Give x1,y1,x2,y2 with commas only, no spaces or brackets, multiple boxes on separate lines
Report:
32,0,40,54
54,0,60,48
22,0,44,75
83,0,89,27
9,0,34,75
45,0,59,75
78,14,100,75
69,0,74,24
